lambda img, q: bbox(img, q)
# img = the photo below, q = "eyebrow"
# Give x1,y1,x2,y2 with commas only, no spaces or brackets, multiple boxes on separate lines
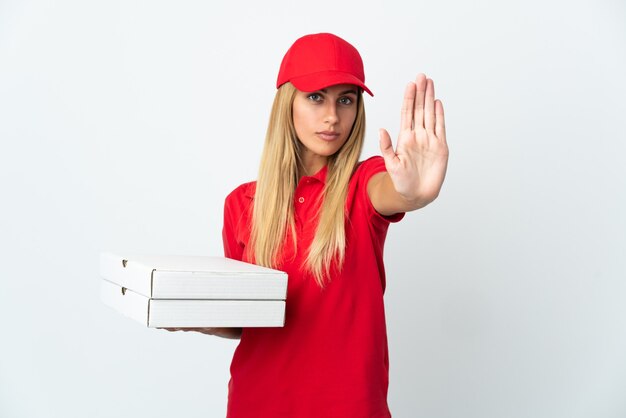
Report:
319,88,358,95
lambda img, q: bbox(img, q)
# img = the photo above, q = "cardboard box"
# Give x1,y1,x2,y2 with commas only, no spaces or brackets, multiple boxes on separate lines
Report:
100,253,288,328
100,279,286,327
99,252,287,299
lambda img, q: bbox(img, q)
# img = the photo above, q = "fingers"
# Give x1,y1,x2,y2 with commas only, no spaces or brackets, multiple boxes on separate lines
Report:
400,82,416,131
159,327,214,333
435,100,446,143
424,78,435,134
413,73,427,131
379,129,396,164
403,74,438,135
399,74,445,144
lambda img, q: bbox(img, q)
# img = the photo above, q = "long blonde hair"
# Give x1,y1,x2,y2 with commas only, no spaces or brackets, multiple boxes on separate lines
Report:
249,82,366,288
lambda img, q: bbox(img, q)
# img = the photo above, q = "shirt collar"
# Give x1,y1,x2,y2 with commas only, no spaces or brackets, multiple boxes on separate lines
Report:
306,164,328,185
245,165,328,198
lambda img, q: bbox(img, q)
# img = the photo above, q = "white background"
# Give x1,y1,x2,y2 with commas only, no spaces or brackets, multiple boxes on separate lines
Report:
1,1,625,417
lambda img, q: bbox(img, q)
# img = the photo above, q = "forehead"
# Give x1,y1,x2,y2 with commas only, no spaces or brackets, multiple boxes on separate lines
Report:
303,84,359,94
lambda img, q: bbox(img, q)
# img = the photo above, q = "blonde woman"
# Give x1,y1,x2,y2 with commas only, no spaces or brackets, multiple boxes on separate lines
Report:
189,33,447,417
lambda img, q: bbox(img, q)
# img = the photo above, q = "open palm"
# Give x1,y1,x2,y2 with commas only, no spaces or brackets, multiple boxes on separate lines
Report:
379,73,449,206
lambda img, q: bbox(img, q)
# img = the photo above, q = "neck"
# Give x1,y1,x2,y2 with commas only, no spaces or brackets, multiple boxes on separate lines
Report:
299,152,328,177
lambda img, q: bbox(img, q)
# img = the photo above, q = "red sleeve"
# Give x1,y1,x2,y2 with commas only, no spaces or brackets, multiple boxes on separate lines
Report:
357,156,405,225
222,186,248,262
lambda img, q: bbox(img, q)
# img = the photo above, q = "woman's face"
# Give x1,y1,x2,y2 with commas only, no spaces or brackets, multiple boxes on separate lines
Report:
292,84,358,169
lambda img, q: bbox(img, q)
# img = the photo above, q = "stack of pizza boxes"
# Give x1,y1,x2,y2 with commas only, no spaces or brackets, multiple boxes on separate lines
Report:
100,252,287,328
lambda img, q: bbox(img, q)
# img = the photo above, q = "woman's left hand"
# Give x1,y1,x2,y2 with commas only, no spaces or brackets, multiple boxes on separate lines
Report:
159,327,242,339
379,73,449,208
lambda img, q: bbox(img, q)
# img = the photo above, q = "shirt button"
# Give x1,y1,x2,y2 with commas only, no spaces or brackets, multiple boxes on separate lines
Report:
298,197,305,203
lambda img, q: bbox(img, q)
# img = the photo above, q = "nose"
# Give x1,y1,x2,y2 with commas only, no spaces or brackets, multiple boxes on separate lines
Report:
324,102,338,125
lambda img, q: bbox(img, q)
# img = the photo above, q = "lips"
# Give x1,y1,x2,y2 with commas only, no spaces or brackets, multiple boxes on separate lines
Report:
316,131,340,141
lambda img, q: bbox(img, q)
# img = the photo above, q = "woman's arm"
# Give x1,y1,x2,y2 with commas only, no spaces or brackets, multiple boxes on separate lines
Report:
369,73,449,216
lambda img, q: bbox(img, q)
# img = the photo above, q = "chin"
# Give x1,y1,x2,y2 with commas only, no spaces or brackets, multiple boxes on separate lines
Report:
314,146,341,157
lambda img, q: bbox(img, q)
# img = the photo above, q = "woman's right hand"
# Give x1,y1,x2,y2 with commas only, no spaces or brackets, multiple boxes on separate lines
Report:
160,327,242,339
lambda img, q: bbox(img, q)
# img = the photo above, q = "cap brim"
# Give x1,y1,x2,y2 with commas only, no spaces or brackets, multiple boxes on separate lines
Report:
288,71,373,97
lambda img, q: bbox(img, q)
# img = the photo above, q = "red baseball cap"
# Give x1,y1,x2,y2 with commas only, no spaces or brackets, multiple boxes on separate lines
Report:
276,33,373,96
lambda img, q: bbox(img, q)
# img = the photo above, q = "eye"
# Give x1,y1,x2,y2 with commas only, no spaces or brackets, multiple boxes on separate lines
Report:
307,93,322,102
338,96,353,105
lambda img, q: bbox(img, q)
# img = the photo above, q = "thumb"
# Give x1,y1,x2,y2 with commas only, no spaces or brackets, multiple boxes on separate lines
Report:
379,128,396,166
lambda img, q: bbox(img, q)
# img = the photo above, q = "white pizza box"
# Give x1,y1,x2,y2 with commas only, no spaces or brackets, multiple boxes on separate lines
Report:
99,252,287,300
101,279,286,328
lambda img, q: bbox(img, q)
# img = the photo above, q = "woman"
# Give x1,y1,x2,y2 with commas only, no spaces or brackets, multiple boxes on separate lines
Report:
181,32,447,417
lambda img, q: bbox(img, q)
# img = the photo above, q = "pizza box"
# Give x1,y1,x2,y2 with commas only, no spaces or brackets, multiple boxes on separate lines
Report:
99,252,287,300
100,279,286,328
